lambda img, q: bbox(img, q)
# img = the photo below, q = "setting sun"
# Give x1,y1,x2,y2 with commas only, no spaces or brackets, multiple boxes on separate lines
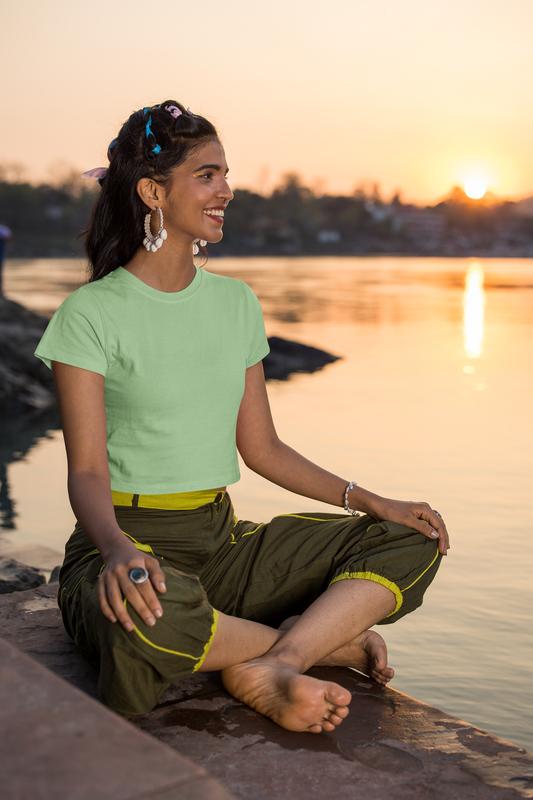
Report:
464,178,487,199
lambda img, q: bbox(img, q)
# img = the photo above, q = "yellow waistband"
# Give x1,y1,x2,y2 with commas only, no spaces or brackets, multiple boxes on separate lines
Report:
111,490,222,510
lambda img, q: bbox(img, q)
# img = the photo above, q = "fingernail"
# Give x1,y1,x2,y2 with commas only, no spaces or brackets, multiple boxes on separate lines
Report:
109,615,116,623
154,609,162,618
159,582,166,591
146,616,156,627
430,530,439,538
124,622,134,632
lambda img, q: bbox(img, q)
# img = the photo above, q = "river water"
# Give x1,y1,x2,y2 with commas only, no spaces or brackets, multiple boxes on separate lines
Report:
2,255,533,751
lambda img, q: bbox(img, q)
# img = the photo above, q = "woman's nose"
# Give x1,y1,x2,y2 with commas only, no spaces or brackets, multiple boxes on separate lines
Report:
219,179,233,203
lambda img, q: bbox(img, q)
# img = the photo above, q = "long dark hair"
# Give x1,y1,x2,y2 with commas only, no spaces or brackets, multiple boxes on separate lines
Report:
85,101,218,282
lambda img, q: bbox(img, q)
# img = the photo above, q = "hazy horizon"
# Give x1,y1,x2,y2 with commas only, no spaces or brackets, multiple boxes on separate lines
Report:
3,0,533,204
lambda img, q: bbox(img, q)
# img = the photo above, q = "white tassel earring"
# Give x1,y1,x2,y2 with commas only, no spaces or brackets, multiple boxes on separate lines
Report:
143,207,167,252
193,239,207,256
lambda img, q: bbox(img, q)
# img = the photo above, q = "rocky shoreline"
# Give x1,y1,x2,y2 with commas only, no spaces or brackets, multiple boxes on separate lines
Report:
0,296,56,416
0,555,60,594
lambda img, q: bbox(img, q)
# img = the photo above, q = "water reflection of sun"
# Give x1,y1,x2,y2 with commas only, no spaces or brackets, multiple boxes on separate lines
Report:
463,260,485,359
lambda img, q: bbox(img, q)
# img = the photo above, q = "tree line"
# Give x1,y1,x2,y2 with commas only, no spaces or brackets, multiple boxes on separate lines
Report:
1,167,532,258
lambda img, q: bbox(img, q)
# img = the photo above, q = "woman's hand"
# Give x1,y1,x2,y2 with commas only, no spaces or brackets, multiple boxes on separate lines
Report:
98,540,167,631
363,494,450,555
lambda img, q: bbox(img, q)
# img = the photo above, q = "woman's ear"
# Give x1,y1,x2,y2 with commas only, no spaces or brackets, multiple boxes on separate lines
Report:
137,177,164,209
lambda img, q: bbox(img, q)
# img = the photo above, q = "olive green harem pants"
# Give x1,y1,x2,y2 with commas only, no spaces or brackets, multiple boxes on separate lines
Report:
58,492,442,716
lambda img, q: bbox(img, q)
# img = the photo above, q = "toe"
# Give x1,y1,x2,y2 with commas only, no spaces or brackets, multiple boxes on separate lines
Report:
327,683,352,708
334,704,350,719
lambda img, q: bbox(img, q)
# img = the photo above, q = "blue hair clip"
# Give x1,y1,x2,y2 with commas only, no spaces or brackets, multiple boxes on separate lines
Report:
144,115,162,155
107,138,118,161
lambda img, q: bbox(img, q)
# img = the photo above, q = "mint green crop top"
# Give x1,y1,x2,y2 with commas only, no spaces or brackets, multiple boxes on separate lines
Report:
35,267,270,493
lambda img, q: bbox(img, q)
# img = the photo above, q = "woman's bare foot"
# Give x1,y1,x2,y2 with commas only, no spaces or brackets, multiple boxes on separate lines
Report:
320,629,394,685
279,616,394,686
221,657,352,733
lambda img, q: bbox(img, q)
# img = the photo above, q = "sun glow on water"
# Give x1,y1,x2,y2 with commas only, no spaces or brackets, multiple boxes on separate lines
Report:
463,261,485,358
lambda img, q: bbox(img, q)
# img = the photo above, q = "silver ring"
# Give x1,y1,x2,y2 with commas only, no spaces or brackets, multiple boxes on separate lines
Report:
432,510,442,517
129,567,149,584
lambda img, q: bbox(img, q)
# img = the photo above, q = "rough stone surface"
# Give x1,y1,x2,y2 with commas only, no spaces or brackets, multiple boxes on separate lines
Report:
263,336,340,380
0,555,47,594
2,584,533,800
0,636,235,800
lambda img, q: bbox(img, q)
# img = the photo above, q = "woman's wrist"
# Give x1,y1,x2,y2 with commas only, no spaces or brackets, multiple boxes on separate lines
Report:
345,484,382,517
97,531,137,564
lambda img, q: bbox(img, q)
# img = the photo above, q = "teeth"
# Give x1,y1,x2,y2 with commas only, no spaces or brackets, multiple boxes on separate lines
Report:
204,209,224,217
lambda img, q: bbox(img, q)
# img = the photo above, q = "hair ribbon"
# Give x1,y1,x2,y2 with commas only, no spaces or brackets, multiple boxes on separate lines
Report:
81,167,108,180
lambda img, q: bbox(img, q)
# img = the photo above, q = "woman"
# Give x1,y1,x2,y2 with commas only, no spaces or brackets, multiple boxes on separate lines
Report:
35,101,449,734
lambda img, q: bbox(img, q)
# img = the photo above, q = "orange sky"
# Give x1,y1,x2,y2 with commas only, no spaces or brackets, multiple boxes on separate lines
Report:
3,0,533,203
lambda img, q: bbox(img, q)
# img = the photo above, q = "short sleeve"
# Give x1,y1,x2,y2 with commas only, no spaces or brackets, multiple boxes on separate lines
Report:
34,287,108,376
243,284,270,368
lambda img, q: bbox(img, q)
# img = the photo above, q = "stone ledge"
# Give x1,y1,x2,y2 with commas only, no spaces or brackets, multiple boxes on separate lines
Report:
1,584,533,800
0,637,234,800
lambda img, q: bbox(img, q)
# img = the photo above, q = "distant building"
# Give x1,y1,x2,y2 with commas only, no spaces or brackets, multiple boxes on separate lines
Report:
392,206,446,249
317,230,341,243
364,202,393,223
512,196,533,218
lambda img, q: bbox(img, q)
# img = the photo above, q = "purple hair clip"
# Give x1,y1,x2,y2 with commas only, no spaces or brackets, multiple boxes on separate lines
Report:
165,105,182,119
81,167,108,180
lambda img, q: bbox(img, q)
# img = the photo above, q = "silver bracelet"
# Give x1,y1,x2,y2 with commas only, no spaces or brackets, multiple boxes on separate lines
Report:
344,481,361,516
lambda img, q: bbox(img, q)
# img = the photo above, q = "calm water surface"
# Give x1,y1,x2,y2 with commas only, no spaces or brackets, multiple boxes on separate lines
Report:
2,256,533,751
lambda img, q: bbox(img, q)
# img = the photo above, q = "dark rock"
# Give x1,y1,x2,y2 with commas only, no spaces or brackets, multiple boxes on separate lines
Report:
0,556,46,594
264,336,340,381
48,565,61,583
0,296,56,416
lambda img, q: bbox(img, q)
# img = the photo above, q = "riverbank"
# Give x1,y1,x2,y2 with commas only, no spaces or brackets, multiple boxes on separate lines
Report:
2,256,532,754
2,582,533,800
0,297,56,415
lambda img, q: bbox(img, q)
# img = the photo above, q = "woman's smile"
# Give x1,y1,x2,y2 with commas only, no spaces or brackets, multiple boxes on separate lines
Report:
204,206,226,225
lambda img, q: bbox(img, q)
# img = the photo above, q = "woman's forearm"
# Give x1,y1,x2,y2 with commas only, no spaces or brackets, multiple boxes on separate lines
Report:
244,438,450,553
67,471,131,561
243,438,380,516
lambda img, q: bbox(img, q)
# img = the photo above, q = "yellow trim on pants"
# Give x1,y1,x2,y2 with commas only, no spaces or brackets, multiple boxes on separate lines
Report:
124,600,219,665
329,571,403,617
111,490,221,510
329,547,440,619
403,548,440,591
193,609,219,672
